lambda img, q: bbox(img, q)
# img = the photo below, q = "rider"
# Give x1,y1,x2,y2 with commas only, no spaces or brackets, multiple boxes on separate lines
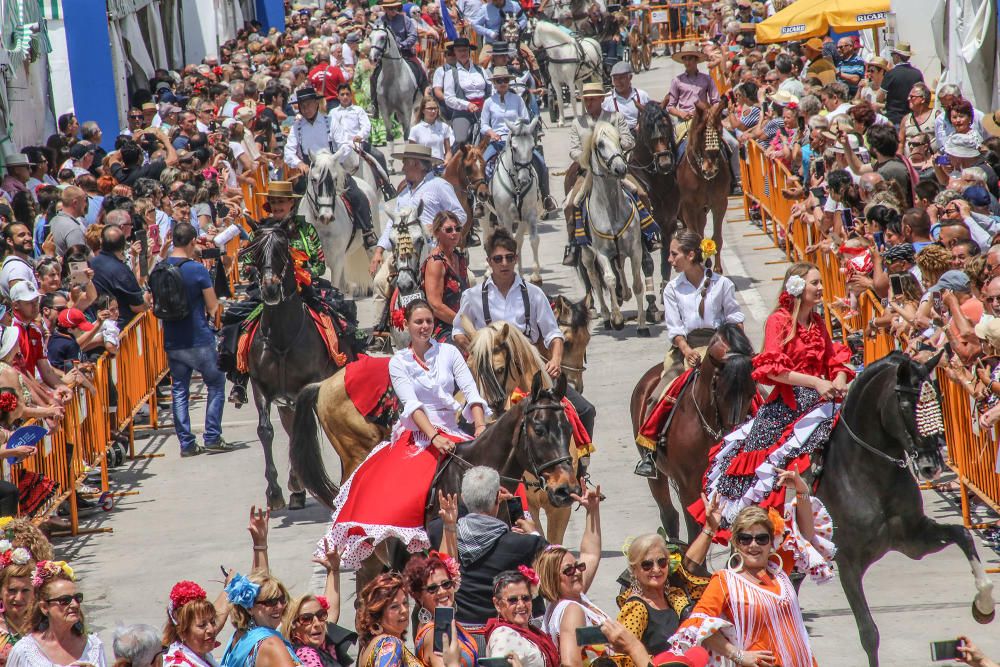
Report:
480,67,558,214
452,226,597,441
474,0,527,66
581,3,621,70
432,41,457,120
602,61,650,130
328,82,393,197
563,82,658,269
283,85,378,249
443,37,491,145
370,0,428,115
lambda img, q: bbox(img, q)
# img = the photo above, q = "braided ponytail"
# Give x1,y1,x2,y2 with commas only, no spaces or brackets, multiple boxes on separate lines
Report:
673,230,712,317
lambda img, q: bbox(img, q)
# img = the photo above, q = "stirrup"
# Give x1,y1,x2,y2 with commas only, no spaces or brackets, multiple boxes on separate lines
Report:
634,450,657,478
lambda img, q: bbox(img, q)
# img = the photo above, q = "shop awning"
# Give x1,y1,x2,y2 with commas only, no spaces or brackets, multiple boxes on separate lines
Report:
754,0,890,44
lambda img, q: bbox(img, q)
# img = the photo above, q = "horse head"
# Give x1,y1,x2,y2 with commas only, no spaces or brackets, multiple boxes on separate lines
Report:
505,118,538,190
241,223,296,306
368,22,395,65
462,141,490,217
689,99,727,181
639,101,676,174
587,120,628,178
388,201,427,295
892,351,946,479
468,320,551,415
305,150,339,225
702,323,756,431
516,371,580,507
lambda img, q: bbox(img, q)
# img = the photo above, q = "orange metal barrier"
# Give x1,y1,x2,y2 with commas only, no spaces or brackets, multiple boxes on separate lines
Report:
631,2,705,47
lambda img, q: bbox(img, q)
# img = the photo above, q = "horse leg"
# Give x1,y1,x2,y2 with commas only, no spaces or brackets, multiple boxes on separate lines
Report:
528,217,542,284
278,406,307,510
632,247,648,337
545,505,571,544
711,197,727,274
585,254,612,328
597,252,624,329
253,385,285,510
650,450,680,538
837,556,881,667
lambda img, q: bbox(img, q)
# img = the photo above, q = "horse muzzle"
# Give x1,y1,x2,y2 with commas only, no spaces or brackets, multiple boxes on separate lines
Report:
654,151,674,173
261,279,283,305
916,448,944,481
543,463,581,508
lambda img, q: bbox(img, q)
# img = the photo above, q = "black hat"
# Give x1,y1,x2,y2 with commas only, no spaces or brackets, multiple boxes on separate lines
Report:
451,37,477,50
294,86,322,103
69,142,96,160
491,41,513,56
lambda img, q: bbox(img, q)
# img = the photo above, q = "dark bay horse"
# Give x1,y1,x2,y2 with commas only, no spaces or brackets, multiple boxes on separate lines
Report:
815,351,995,665
242,222,351,510
629,324,756,541
442,141,490,247
677,100,731,273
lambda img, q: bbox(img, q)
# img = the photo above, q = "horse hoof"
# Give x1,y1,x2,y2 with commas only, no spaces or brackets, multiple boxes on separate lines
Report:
645,306,661,323
637,327,651,337
530,275,543,286
267,493,287,511
289,491,307,510
612,320,625,331
973,601,996,624
603,320,612,330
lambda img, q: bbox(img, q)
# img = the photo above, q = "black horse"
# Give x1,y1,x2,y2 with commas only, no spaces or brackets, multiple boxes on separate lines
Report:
241,221,351,510
629,101,680,319
816,351,996,666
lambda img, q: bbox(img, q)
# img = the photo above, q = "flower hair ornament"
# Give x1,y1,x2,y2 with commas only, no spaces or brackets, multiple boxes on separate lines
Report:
0,542,32,569
315,595,330,611
0,391,18,414
784,274,806,297
32,560,74,588
517,565,539,586
168,581,208,624
224,573,261,609
428,550,462,587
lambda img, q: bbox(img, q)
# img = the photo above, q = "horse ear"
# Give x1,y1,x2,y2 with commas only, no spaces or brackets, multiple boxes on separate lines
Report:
528,117,540,134
477,135,492,153
553,372,567,399
922,350,945,376
530,370,543,400
580,292,593,312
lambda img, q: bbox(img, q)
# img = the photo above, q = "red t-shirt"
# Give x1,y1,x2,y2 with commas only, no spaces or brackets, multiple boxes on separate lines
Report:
308,64,348,101
13,314,46,377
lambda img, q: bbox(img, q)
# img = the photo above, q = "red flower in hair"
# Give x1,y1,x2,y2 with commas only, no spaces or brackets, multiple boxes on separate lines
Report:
517,564,539,585
778,291,796,312
169,581,208,612
391,308,406,331
0,392,18,414
315,595,330,610
0,551,11,569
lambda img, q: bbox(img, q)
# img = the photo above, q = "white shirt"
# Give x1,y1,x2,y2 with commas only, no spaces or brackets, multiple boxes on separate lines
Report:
481,92,528,137
228,141,247,172
827,102,854,121
457,0,486,23
196,120,210,133
777,77,805,98
0,255,36,298
377,174,466,249
341,43,356,68
433,64,452,89
601,87,650,129
662,271,744,340
452,274,563,347
283,113,332,168
487,627,546,667
222,99,240,117
408,120,455,160
389,340,488,442
329,105,372,146
8,634,106,667
443,62,490,111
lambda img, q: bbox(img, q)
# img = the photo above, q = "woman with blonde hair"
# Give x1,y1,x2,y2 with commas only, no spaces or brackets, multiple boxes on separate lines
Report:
219,573,296,667
690,262,853,530
408,96,454,164
282,546,345,667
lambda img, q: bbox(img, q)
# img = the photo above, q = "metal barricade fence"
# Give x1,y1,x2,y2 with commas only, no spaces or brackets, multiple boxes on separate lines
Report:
636,1,704,48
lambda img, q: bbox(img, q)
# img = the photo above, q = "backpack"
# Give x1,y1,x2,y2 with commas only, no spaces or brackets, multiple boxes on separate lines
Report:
148,259,192,322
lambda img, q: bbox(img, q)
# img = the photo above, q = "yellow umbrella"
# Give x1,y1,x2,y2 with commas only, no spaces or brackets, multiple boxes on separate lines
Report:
754,0,890,44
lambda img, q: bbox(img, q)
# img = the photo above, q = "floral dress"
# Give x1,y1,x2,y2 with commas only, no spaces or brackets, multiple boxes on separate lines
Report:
420,252,469,342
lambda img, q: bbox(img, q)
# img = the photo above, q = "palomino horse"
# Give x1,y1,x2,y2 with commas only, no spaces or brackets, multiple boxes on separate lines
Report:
527,18,602,125
535,294,592,393
490,118,543,284
242,223,353,510
629,324,755,541
369,20,420,167
578,121,649,335
302,150,380,295
466,320,588,544
677,100,731,273
442,142,489,247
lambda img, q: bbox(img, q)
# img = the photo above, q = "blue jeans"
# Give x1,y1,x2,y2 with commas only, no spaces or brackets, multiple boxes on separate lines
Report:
166,345,226,451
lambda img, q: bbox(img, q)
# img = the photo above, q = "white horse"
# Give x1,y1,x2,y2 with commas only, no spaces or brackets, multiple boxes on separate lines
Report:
369,21,420,170
302,149,381,296
490,118,543,284
527,18,602,126
578,121,648,335
383,201,432,350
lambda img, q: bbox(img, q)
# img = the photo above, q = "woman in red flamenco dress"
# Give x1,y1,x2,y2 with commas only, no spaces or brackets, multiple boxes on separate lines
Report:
316,299,489,570
691,262,855,531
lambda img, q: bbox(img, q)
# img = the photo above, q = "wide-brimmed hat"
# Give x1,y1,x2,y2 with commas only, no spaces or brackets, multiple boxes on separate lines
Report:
803,37,824,52
769,90,799,107
451,37,476,50
293,86,322,103
255,180,303,200
671,43,707,64
581,82,606,98
4,154,34,169
828,132,861,154
983,109,1000,138
489,66,514,81
891,42,913,57
391,141,443,165
236,107,256,124
380,0,403,8
975,316,1000,346
0,327,18,361
865,56,889,71
491,41,513,56
944,132,982,159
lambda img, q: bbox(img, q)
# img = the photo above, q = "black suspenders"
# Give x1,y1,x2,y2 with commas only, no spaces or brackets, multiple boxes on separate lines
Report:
482,281,531,337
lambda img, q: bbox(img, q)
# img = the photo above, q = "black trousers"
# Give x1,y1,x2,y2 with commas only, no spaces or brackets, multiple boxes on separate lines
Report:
565,385,595,437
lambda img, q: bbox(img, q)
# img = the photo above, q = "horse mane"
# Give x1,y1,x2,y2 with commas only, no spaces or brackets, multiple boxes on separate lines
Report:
239,224,288,264
533,19,573,44
638,101,676,147
467,321,551,411
688,100,725,149
580,120,619,168
715,323,755,425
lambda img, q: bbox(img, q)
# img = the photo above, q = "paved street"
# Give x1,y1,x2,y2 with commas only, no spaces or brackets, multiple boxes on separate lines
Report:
64,57,999,666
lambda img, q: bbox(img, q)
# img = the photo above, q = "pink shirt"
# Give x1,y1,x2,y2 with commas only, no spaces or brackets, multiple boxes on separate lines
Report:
666,72,719,113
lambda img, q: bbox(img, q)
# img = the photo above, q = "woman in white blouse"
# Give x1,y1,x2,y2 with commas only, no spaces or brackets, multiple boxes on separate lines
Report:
317,299,488,570
409,96,455,165
662,230,744,369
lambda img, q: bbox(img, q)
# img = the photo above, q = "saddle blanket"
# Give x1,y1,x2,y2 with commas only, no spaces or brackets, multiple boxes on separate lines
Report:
344,354,400,425
236,308,347,373
635,368,696,450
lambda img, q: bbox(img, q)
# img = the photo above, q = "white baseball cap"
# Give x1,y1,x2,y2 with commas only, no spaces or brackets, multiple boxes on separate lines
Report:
9,282,39,303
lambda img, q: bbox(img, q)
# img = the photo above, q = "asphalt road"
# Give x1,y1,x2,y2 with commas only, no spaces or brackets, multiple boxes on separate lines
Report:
63,55,1000,667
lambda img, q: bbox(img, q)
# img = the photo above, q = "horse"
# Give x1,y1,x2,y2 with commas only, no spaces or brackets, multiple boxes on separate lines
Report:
490,118,543,284
380,202,431,350
442,141,489,247
369,20,420,168
527,18,602,126
535,294,592,393
677,100,731,273
242,222,351,510
302,149,380,296
578,120,649,335
628,324,756,541
811,351,995,665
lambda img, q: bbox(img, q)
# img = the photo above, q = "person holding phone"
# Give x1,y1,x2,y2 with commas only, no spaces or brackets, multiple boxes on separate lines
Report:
486,570,561,667
404,552,478,667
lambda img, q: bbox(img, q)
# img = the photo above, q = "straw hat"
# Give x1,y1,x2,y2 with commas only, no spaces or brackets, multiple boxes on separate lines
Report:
4,154,34,169
983,109,1000,138
0,327,18,361
975,316,1000,346
671,43,707,64
891,42,913,57
865,56,889,71
391,141,443,165
489,66,514,81
380,0,403,8
769,90,799,107
581,82,606,98
255,181,302,200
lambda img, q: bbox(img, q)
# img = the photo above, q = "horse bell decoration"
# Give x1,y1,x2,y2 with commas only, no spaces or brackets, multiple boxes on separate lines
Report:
915,381,944,438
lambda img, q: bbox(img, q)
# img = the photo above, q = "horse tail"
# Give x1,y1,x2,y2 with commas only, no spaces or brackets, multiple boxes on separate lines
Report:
289,382,340,508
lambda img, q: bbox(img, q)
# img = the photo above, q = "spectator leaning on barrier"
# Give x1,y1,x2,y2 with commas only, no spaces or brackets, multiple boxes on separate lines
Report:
90,225,148,331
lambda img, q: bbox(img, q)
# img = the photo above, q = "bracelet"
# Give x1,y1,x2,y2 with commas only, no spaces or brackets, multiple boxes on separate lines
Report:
443,525,457,533
252,545,267,551
701,527,716,538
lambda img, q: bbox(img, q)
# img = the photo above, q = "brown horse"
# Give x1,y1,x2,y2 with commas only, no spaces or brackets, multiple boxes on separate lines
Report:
677,99,731,273
628,324,755,541
535,294,592,393
442,141,490,247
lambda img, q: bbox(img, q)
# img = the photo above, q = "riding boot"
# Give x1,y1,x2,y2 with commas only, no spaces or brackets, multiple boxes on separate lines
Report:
370,64,382,117
344,176,378,249
634,449,657,478
229,373,250,408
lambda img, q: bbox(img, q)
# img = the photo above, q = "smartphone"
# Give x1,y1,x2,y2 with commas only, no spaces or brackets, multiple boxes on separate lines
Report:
873,231,884,249
201,247,223,259
575,626,608,646
506,497,524,524
930,639,962,661
220,565,228,578
814,160,826,178
217,202,231,218
934,155,951,167
932,291,943,314
889,273,904,295
432,606,454,654
69,261,88,286
943,341,954,358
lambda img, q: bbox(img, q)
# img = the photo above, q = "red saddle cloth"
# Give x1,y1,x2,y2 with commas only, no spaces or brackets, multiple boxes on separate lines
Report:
344,354,394,418
236,308,347,374
636,368,697,449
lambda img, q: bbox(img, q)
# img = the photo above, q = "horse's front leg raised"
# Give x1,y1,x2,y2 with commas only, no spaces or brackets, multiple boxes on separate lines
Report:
279,405,307,510
596,252,624,330
253,384,285,510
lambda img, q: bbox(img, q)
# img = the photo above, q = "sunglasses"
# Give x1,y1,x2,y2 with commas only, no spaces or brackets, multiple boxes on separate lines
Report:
440,226,460,234
491,253,517,264
561,562,587,577
986,295,1000,303
735,532,772,547
640,557,669,572
256,596,287,608
424,579,455,595
129,115,144,120
907,141,928,148
46,593,84,606
504,594,532,604
296,610,329,623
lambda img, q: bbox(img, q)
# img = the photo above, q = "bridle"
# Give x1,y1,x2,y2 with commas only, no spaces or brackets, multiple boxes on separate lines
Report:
241,228,296,302
303,162,338,225
591,131,628,177
632,109,676,175
686,116,724,181
498,127,537,216
369,25,402,61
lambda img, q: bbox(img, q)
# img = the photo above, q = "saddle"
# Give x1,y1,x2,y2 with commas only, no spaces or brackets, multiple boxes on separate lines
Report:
636,368,697,451
343,355,400,428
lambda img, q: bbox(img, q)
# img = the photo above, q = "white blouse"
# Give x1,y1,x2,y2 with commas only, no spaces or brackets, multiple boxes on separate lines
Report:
164,642,218,667
662,271,745,341
408,120,455,160
7,634,106,667
487,626,546,667
542,595,611,648
388,340,489,443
